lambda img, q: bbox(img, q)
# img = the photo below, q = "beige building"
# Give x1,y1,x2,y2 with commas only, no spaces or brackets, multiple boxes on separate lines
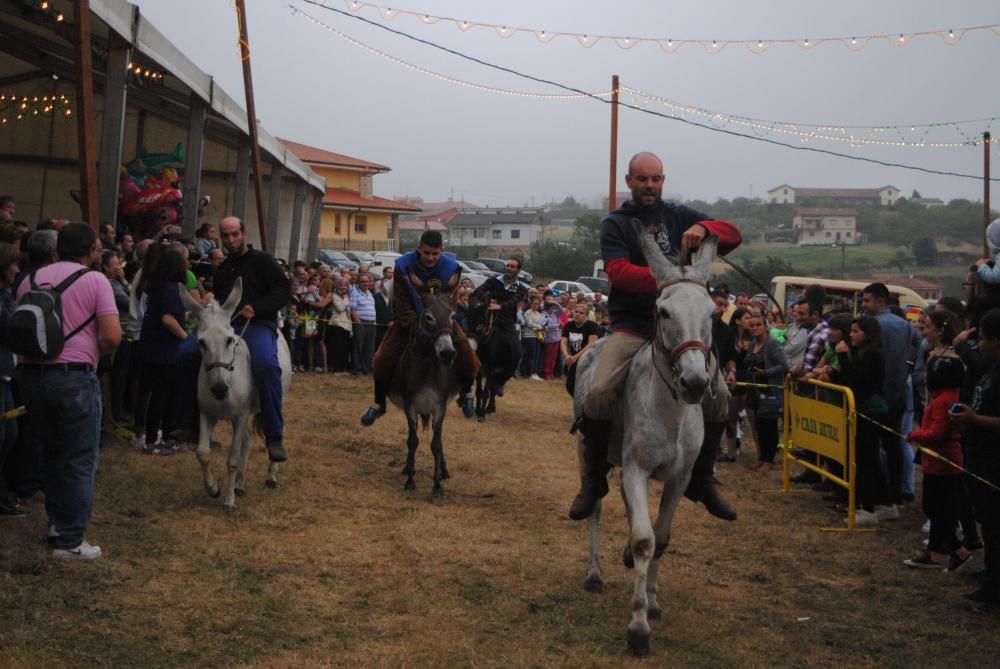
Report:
792,208,859,246
769,185,901,207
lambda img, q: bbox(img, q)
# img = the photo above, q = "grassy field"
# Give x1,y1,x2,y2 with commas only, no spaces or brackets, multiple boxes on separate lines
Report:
1,374,997,668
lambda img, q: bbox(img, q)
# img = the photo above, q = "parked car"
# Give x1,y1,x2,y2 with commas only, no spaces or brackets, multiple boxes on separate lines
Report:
474,257,534,284
367,251,402,273
576,276,609,294
316,249,357,271
459,260,500,278
548,280,592,297
342,250,374,269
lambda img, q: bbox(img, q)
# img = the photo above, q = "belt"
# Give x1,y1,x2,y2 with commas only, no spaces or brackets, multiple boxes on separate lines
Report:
19,362,94,373
359,320,375,325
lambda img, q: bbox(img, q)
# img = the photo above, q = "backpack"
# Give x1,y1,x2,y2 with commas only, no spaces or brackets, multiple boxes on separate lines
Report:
10,267,95,359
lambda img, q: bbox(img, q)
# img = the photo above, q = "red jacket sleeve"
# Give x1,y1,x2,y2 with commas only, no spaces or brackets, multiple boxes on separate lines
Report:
605,257,656,294
908,395,951,446
699,219,742,256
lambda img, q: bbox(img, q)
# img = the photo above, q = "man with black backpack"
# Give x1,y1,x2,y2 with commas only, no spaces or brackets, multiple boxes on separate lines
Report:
14,222,121,560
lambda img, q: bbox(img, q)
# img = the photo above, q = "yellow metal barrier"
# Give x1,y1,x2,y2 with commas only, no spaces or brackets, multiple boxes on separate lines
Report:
781,376,869,531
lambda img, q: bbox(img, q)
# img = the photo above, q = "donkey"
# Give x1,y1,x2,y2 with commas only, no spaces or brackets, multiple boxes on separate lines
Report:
180,278,293,509
467,303,518,422
572,226,718,656
388,271,463,495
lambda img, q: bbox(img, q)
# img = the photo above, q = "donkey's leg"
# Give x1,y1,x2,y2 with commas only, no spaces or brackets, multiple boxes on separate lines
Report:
621,463,654,656
430,411,446,497
646,478,687,621
197,414,220,498
585,497,604,593
224,416,249,509
265,462,279,489
475,374,486,422
403,411,419,490
234,417,253,497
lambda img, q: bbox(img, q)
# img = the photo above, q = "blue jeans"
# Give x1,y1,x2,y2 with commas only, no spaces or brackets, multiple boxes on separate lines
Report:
520,337,540,376
18,367,101,549
0,381,18,501
176,320,284,441
352,322,375,373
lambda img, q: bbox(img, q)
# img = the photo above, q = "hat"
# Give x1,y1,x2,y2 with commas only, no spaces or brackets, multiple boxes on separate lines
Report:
987,218,1000,256
550,288,561,297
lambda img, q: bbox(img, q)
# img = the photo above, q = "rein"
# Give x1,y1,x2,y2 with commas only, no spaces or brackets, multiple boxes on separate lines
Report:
205,317,252,373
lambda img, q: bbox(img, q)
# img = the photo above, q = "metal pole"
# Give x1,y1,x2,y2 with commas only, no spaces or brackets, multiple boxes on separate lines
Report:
235,0,269,251
72,0,99,230
986,132,992,258
608,74,619,213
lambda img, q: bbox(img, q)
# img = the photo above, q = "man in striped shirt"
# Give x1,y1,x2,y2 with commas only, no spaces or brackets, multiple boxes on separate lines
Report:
350,272,377,374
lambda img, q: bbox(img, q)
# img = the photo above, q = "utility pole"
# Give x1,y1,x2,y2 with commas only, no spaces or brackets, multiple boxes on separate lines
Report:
608,75,619,213
235,0,269,251
985,132,992,258
72,0,99,230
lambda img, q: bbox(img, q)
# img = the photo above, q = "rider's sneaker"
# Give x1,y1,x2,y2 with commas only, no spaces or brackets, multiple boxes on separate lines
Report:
461,393,475,418
493,382,505,397
360,404,386,426
265,438,287,463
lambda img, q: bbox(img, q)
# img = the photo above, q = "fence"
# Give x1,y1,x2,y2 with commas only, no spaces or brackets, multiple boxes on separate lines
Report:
316,238,397,253
780,376,865,530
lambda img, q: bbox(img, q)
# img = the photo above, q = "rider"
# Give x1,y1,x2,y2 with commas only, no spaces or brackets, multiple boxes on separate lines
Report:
569,151,743,521
360,230,480,425
468,257,528,397
172,216,291,463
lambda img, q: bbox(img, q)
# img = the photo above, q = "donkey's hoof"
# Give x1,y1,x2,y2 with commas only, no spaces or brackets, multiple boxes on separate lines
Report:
627,629,650,656
622,544,635,569
222,504,238,514
440,466,450,481
265,479,278,489
648,606,662,620
404,479,416,491
431,486,444,499
476,415,486,424
207,483,221,498
234,487,245,497
584,576,604,593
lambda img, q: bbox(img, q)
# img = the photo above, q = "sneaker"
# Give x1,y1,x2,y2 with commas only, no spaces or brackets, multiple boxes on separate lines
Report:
904,552,944,569
314,367,324,373
901,491,916,503
461,392,475,418
360,404,386,426
875,505,900,521
140,440,178,456
945,552,973,574
47,524,60,545
852,509,879,528
0,498,26,518
529,374,543,381
52,540,102,560
130,435,146,450
921,519,931,533
266,439,287,463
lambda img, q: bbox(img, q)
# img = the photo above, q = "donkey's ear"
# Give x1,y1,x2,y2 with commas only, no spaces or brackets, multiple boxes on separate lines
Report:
686,235,719,283
220,277,244,317
632,217,681,284
179,283,203,315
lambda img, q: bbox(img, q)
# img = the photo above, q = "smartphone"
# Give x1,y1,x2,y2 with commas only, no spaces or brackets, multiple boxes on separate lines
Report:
950,403,962,414
164,225,182,236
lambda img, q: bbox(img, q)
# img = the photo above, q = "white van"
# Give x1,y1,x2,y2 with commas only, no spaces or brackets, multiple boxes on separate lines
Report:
770,276,928,317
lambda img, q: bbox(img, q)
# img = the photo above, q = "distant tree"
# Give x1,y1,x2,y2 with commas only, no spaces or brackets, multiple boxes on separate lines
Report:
911,189,922,199
571,213,601,258
911,237,938,266
529,239,592,281
558,196,581,210
889,249,911,271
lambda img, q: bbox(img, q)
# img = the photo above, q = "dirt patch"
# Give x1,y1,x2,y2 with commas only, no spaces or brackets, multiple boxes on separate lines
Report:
1,373,996,667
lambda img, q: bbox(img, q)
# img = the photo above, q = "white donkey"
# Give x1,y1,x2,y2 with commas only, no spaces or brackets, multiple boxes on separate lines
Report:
180,278,292,509
572,226,718,656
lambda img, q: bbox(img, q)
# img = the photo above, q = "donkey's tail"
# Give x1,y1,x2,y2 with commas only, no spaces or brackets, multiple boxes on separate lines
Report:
420,414,430,432
251,413,265,439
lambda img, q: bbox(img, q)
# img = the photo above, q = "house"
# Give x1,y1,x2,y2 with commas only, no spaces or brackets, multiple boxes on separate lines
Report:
913,197,945,208
768,185,901,207
279,139,420,253
396,197,481,232
447,208,547,254
792,208,859,246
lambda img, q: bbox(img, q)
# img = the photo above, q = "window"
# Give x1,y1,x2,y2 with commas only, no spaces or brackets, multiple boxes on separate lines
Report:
825,231,832,238
492,230,502,240
334,213,342,235
473,228,485,238
354,215,367,234
510,229,520,239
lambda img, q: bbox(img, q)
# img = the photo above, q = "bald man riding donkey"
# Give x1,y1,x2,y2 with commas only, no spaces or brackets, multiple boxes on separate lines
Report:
569,151,743,521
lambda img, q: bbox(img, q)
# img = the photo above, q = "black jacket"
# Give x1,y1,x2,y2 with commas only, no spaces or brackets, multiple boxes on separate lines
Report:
213,248,290,324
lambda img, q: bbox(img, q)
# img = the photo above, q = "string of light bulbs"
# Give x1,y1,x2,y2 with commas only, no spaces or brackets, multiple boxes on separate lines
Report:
317,0,1000,54
289,4,996,151
0,92,73,126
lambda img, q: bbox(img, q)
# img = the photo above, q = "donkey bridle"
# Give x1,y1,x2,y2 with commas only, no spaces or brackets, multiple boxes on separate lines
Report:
650,278,714,401
204,318,251,373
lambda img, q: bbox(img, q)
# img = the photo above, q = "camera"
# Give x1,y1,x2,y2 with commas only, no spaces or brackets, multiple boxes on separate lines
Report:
950,403,962,414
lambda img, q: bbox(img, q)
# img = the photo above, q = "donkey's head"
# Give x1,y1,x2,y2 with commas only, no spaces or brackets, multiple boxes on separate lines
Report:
409,270,459,367
180,278,245,401
633,220,718,404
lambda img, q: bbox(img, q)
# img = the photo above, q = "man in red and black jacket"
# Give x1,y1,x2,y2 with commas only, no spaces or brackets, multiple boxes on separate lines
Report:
570,151,742,520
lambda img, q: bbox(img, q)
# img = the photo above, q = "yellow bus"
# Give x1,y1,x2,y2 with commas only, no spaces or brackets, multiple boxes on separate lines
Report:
769,276,928,318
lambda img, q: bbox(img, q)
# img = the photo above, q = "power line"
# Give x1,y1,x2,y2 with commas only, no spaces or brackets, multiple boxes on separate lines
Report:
292,0,999,183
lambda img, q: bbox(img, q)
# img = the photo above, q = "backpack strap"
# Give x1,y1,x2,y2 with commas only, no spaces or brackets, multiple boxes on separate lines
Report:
55,267,97,343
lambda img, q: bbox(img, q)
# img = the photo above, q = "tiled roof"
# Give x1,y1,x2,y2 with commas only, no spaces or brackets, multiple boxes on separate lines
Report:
794,208,858,217
399,220,447,231
279,138,390,172
323,187,421,212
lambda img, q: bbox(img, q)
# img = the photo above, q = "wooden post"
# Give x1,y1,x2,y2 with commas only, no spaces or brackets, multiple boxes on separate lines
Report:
608,74,619,213
267,163,283,252
306,192,323,262
98,31,131,230
234,0,269,251
287,181,306,263
180,94,207,239
986,132,992,258
391,213,400,251
233,136,251,221
72,0,99,229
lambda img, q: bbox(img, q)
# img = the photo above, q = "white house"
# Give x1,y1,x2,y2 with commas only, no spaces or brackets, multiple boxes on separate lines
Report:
447,208,546,253
792,208,859,246
768,185,901,207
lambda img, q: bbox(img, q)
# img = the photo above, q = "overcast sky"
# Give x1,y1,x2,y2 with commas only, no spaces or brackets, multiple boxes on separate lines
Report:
131,0,998,209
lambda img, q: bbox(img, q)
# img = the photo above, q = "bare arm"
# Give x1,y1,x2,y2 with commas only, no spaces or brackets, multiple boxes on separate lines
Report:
161,313,187,340
97,313,122,354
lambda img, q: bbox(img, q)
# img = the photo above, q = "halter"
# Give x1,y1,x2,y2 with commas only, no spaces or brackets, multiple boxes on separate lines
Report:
649,277,714,401
204,317,251,373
